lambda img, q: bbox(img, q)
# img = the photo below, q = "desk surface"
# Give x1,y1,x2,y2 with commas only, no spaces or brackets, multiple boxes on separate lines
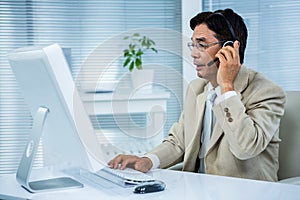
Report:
1,169,300,200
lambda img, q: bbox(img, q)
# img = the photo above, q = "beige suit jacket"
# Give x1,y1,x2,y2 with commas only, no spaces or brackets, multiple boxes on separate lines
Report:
149,66,286,181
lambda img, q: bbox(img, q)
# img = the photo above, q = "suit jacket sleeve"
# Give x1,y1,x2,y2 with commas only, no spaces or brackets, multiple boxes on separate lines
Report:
213,74,286,160
147,111,185,168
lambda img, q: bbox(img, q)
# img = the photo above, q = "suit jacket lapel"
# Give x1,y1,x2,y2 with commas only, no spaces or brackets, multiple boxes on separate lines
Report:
185,85,208,163
195,87,209,136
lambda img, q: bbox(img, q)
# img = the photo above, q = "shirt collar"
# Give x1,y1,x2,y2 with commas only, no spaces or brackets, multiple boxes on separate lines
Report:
208,82,221,97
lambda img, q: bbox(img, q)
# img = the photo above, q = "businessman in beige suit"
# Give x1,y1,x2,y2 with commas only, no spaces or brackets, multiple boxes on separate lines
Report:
109,8,286,182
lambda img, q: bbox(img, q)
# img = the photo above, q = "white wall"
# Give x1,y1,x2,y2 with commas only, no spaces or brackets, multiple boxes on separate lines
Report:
181,0,202,95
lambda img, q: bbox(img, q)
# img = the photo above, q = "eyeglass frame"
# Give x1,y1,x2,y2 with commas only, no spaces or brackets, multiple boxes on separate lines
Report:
188,40,234,67
187,41,224,52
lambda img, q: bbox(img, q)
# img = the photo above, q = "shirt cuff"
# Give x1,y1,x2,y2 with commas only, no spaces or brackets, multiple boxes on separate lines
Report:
142,153,160,169
215,91,237,105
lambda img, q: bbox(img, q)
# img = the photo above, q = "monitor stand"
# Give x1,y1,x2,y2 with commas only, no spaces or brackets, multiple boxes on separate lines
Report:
16,107,83,193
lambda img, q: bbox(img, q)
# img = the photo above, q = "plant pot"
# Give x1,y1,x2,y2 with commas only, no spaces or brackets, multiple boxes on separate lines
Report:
131,69,154,92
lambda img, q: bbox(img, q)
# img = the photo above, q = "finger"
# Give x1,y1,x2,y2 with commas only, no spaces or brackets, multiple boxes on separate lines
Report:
215,52,225,65
232,41,240,62
107,157,118,168
107,159,114,167
120,156,138,170
220,44,239,66
224,45,236,60
110,154,124,169
216,48,229,64
120,158,130,170
233,40,240,49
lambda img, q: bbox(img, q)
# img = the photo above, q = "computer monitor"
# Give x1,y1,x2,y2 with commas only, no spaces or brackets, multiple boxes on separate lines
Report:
7,44,106,172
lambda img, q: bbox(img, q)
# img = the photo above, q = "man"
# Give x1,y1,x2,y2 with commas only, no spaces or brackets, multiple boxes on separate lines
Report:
108,8,286,181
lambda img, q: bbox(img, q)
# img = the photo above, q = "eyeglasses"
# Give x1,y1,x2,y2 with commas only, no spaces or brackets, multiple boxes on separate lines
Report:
187,41,223,51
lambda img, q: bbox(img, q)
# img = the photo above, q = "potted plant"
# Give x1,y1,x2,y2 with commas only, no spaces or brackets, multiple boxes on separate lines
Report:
122,33,157,90
123,33,157,71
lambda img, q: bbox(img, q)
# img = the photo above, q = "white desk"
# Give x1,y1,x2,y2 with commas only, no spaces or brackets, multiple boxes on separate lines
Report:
81,91,170,154
1,168,300,200
81,91,170,115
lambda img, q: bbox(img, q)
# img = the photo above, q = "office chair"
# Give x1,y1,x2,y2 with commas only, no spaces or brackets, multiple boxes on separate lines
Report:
278,91,300,185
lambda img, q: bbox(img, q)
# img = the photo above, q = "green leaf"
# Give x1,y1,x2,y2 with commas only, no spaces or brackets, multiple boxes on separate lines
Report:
123,49,130,57
151,47,158,53
146,40,151,48
136,49,143,56
129,61,135,71
136,58,142,69
133,33,140,37
141,39,146,47
129,44,136,51
123,57,131,67
123,36,129,40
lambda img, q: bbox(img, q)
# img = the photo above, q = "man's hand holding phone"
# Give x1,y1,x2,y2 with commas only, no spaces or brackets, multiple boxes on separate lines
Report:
216,40,241,94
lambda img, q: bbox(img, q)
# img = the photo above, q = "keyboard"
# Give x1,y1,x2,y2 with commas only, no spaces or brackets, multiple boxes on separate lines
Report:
81,167,155,187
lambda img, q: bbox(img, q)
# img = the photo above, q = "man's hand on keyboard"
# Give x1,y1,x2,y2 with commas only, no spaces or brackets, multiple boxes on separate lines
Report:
108,154,153,173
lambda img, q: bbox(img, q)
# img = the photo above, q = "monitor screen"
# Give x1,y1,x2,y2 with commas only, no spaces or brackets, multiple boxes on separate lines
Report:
7,43,106,171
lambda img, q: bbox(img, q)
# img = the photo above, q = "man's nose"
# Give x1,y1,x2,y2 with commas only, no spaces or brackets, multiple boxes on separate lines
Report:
191,47,200,58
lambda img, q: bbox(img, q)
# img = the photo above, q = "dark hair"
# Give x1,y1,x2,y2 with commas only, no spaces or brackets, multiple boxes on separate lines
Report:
190,8,248,64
